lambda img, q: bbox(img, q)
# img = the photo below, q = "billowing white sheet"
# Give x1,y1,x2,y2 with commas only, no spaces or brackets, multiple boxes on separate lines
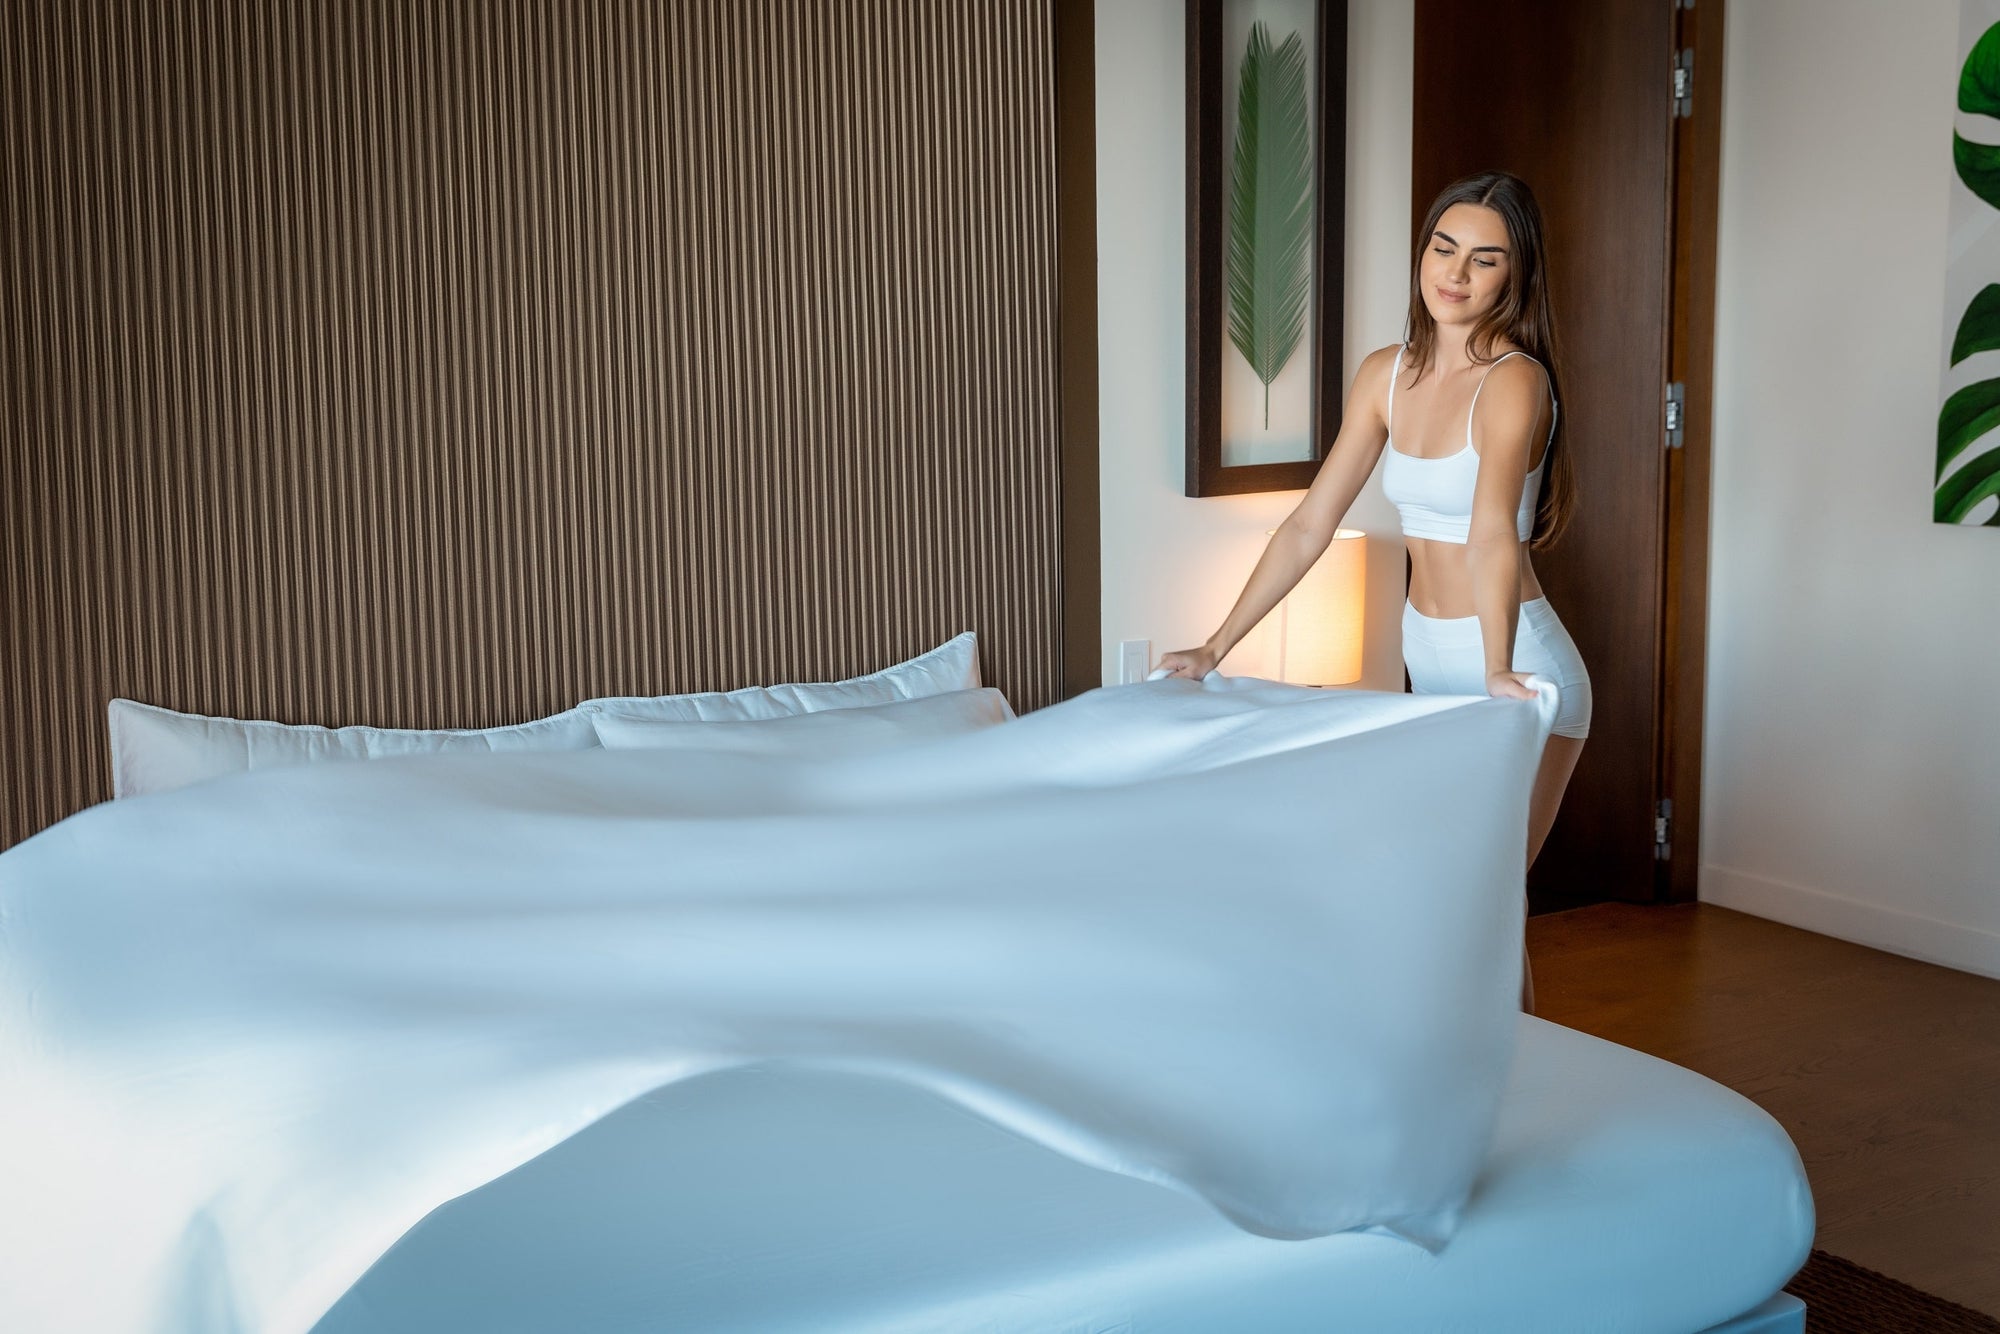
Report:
0,678,1555,1334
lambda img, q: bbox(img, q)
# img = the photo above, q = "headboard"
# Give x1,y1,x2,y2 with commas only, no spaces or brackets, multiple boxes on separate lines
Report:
0,0,1099,849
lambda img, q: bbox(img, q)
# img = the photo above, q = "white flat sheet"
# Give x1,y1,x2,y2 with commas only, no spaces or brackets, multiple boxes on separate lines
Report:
315,1017,1814,1334
0,678,1554,1334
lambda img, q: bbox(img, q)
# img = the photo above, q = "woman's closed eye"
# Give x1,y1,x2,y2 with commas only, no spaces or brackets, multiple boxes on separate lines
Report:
1432,246,1496,268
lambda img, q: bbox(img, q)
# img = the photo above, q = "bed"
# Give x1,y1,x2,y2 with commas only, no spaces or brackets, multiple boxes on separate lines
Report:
0,671,1811,1333
1,0,1814,1322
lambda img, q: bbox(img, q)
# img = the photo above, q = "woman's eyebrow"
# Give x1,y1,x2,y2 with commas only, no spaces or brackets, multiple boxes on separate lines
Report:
1432,229,1507,254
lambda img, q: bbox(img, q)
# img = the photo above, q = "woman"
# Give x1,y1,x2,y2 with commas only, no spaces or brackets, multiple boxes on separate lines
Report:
1158,172,1589,1012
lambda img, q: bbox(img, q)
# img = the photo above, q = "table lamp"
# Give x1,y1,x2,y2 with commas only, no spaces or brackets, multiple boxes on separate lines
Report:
1270,527,1365,686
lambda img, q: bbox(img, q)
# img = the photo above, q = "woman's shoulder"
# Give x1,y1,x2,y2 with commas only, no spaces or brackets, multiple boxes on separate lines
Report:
1481,346,1552,397
1469,349,1554,446
1343,344,1408,422
1484,338,1547,367
1355,342,1405,387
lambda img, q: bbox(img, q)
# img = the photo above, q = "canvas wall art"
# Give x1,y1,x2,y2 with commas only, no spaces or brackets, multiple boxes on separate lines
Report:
1939,2,2000,526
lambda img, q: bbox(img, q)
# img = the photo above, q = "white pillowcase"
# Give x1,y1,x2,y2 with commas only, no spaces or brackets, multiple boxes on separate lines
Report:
578,631,982,723
107,700,600,800
107,633,987,799
590,688,1015,755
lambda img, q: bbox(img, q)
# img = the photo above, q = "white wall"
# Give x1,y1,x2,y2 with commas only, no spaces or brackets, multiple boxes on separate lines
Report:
1095,0,1414,688
1703,0,2000,976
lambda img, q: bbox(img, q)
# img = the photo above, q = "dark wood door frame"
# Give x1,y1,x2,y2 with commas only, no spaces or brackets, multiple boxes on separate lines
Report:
1658,0,1725,901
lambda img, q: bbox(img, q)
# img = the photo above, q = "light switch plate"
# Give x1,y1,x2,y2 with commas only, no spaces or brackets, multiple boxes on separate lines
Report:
1118,639,1152,685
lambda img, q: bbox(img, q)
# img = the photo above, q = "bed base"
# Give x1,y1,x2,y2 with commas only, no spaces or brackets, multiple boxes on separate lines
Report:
1697,1292,1806,1333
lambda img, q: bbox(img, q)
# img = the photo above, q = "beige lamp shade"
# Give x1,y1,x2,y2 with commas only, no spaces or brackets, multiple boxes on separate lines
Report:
1274,528,1366,686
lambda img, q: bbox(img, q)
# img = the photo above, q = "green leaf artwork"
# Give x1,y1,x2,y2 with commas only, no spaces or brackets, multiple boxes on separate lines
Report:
1937,372,2000,474
1935,443,2000,524
1226,21,1313,429
1948,282,2000,364
1941,22,2000,525
1957,23,2000,210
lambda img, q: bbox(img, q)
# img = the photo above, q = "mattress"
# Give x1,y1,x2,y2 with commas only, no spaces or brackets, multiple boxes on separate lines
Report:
314,1016,1814,1333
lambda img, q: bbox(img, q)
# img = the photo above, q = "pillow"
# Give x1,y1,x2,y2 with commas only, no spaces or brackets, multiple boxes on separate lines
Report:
105,635,985,800
107,699,600,800
590,688,1015,755
578,631,982,724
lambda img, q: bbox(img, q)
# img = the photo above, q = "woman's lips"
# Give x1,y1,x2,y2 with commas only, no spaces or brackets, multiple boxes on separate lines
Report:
1434,287,1469,303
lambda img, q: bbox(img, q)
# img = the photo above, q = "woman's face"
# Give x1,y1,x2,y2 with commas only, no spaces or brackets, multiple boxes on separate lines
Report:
1420,202,1513,330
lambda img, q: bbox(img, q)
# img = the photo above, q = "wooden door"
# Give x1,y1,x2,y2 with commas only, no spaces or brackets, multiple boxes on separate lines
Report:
1411,0,1719,904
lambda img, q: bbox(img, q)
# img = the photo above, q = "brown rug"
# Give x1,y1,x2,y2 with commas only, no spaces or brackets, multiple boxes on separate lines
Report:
1786,1250,2000,1332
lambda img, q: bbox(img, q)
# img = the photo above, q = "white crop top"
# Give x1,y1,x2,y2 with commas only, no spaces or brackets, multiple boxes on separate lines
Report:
1380,346,1555,544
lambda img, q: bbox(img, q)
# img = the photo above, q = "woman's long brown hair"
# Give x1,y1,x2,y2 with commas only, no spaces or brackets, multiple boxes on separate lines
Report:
1403,172,1575,549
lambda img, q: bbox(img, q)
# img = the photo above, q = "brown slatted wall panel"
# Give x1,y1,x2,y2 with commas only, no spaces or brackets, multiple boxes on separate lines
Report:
0,0,1064,849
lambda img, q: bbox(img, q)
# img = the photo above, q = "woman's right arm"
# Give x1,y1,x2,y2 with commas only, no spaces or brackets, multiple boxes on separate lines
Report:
1157,345,1398,679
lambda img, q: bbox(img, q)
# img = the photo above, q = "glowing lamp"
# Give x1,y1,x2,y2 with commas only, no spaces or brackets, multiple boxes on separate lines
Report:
1271,528,1366,686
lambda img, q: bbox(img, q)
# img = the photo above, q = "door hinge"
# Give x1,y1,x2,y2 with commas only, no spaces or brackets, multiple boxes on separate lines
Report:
1665,382,1686,448
1673,49,1694,118
1654,798,1674,860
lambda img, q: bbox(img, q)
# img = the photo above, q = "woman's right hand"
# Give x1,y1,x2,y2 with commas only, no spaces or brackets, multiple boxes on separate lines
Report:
1155,644,1221,680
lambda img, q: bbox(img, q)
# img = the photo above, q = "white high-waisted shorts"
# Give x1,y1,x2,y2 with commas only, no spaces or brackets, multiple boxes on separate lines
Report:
1401,596,1592,740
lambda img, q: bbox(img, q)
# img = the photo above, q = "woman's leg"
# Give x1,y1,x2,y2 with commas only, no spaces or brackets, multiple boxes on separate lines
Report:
1518,734,1586,1014
1528,735,1586,867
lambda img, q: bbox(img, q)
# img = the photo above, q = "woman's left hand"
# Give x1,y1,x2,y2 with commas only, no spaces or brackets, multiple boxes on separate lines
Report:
1485,670,1538,700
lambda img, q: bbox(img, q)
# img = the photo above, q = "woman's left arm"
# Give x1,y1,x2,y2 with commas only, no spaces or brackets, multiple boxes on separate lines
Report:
1465,359,1549,701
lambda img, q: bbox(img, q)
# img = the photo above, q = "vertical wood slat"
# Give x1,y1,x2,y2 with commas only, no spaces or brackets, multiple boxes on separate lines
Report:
0,0,1065,850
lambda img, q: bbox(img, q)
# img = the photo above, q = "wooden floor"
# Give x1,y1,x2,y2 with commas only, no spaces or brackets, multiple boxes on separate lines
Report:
1528,903,2000,1317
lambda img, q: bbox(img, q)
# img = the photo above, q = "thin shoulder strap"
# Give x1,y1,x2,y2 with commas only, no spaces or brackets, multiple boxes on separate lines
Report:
1386,345,1406,431
1466,349,1561,454
1465,350,1527,448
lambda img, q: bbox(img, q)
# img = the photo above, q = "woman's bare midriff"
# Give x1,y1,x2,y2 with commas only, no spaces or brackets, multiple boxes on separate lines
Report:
1404,536,1546,620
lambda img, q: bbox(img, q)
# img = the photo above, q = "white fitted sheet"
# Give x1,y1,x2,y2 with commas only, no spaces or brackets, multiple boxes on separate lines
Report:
315,1016,1815,1334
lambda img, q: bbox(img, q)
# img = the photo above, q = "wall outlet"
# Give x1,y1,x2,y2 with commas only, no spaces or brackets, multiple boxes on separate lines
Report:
1118,639,1152,685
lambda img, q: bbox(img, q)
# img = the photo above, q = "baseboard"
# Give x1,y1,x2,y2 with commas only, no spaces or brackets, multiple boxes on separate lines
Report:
1701,865,2000,981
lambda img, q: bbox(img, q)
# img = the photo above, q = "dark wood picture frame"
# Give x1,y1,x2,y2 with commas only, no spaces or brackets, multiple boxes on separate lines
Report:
1054,0,1102,697
1186,0,1348,497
